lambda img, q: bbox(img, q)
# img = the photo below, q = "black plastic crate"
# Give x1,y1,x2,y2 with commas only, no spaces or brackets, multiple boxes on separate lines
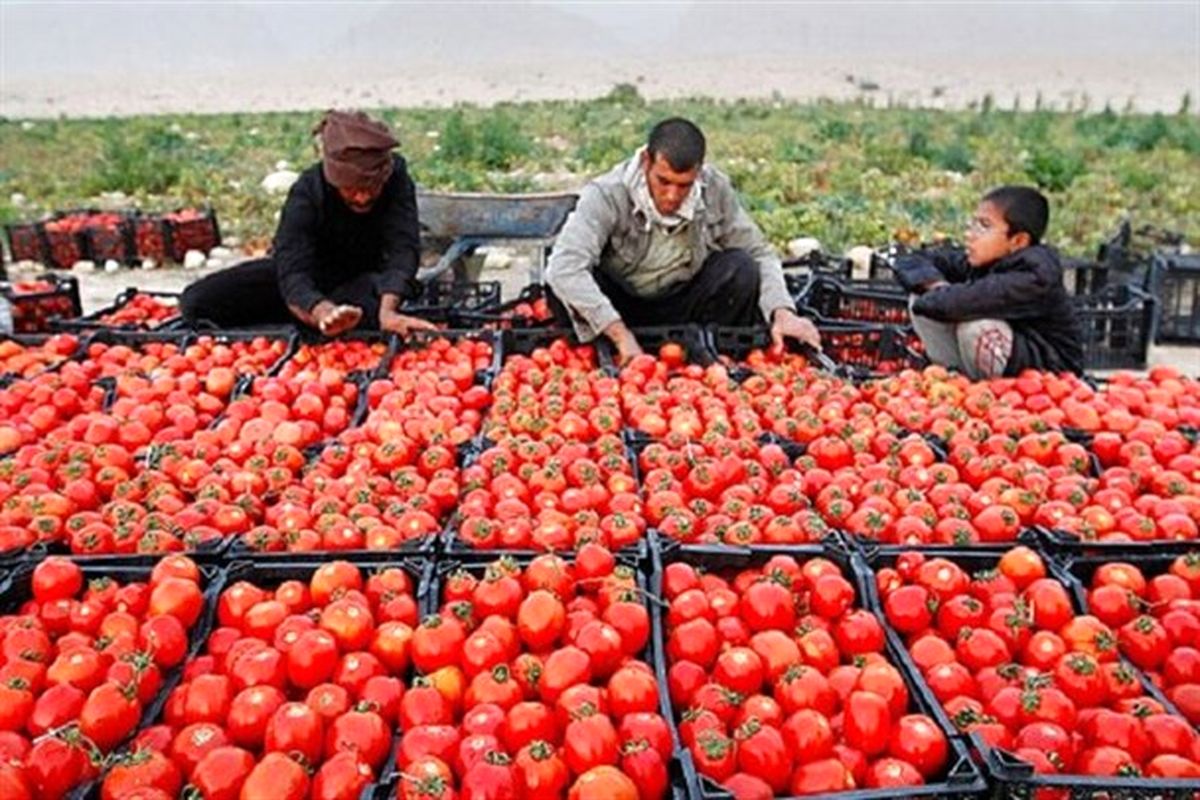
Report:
445,430,646,557
219,555,434,602
183,328,298,377
131,213,172,262
1,558,224,798
4,220,46,263
383,327,502,385
431,547,659,664
596,323,714,370
226,514,438,560
83,214,137,265
455,283,556,329
276,328,395,381
57,287,181,331
652,537,989,800
363,761,694,800
800,274,911,325
781,247,898,284
1033,524,1200,557
442,514,649,561
1151,251,1200,344
822,321,927,378
403,279,503,323
163,206,221,261
78,557,430,799
1061,256,1124,297
856,544,1199,799
1074,283,1155,370
707,324,839,373
501,325,590,356
1054,549,1198,621
41,211,95,269
5,533,231,566
1,272,83,332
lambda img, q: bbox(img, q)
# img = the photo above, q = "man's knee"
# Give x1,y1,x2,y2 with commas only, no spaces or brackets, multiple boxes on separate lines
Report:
956,319,1013,379
179,280,212,322
706,249,759,298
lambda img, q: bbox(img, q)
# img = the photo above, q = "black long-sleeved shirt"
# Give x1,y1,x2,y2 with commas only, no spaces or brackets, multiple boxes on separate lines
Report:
274,155,420,312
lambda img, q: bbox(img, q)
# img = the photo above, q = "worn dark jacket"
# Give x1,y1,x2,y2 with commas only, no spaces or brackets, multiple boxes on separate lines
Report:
894,245,1084,375
274,155,420,312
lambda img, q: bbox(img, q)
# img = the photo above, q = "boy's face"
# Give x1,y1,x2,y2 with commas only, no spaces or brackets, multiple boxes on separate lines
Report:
965,200,1029,267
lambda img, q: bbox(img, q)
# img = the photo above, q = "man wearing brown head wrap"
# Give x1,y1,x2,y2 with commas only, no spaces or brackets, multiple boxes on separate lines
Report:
181,109,435,336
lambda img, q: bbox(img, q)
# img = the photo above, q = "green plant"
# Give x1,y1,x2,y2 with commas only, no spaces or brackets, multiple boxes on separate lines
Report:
1025,147,1087,191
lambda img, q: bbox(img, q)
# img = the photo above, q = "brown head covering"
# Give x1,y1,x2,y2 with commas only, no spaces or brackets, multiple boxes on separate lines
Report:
314,110,399,191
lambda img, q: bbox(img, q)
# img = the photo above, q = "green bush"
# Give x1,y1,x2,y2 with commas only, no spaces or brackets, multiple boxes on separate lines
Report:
83,125,187,195
478,113,530,170
1025,147,1087,191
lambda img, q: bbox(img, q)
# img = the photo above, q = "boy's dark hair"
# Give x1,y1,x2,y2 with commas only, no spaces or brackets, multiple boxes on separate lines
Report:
647,118,706,171
984,185,1050,244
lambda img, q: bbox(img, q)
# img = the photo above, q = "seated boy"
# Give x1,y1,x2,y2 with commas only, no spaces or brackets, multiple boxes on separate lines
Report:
893,185,1084,378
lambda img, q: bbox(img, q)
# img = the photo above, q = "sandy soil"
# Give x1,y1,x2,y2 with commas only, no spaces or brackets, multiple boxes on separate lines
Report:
3,51,1196,118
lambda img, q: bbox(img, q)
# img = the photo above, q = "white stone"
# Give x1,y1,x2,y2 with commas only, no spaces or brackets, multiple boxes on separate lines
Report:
103,259,121,272
482,248,514,271
426,130,440,138
205,257,225,269
20,121,34,131
787,237,823,259
261,170,299,194
12,259,40,273
183,250,207,269
141,258,159,270
223,236,242,248
73,260,96,272
846,246,875,280
274,159,291,171
209,246,234,260
9,193,27,207
248,127,260,136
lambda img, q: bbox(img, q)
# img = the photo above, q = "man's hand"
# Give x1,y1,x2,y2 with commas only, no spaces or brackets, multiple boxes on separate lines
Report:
314,301,363,336
603,320,644,367
380,309,438,336
771,308,821,351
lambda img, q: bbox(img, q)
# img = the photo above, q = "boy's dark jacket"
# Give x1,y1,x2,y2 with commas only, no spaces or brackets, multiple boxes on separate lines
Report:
893,245,1084,375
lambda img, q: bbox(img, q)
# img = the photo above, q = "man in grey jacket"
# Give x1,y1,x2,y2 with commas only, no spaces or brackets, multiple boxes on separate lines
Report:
546,118,821,364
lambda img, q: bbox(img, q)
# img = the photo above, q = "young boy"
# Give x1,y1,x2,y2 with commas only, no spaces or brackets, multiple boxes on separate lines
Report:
893,185,1084,378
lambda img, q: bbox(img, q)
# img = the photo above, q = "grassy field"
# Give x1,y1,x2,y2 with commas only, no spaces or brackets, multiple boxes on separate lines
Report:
1,88,1197,258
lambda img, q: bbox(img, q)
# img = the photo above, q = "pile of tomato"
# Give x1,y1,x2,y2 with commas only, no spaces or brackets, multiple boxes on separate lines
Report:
663,553,954,794
98,295,181,330
3,327,1200,798
0,556,207,797
82,559,418,799
400,547,670,800
1078,553,1200,726
876,545,1200,781
0,334,80,381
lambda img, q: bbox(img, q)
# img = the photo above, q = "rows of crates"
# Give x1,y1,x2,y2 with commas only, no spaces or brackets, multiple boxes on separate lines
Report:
3,219,1197,371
